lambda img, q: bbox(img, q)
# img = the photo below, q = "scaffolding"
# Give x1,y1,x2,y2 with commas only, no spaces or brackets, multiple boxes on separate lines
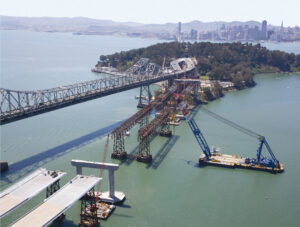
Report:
137,108,171,163
111,84,177,160
46,180,60,198
80,188,98,227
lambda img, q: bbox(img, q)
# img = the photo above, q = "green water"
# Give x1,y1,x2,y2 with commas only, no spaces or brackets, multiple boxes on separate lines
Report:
1,31,300,227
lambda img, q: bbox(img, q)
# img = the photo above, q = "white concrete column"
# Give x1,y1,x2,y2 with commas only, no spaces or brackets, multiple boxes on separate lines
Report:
76,166,82,175
108,169,115,197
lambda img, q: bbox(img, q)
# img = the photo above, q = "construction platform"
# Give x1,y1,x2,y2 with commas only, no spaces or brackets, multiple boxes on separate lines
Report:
83,202,115,220
111,151,127,160
199,153,284,173
136,154,152,163
0,168,65,218
10,175,101,227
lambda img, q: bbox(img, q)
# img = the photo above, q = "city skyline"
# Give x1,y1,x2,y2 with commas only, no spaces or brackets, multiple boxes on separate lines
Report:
0,0,299,27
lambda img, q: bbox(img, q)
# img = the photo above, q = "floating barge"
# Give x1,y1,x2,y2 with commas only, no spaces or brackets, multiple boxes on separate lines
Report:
199,153,284,173
83,202,115,220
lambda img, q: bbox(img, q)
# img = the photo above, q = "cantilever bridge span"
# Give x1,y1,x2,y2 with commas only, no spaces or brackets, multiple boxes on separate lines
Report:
0,58,195,125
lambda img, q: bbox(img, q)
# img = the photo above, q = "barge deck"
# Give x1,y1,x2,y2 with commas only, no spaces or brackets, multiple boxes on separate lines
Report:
199,153,284,173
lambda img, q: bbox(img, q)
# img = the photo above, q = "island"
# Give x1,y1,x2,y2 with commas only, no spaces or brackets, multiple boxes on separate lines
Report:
95,42,300,102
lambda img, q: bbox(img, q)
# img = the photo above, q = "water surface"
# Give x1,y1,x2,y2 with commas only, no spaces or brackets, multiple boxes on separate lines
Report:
1,31,300,227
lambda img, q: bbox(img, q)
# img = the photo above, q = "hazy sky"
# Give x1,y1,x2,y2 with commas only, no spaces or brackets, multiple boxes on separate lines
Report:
1,0,299,26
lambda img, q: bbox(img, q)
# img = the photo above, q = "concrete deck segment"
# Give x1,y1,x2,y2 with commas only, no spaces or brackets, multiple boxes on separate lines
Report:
11,175,101,227
0,168,65,218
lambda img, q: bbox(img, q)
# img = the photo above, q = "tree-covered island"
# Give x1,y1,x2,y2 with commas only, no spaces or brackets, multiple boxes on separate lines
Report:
96,42,300,100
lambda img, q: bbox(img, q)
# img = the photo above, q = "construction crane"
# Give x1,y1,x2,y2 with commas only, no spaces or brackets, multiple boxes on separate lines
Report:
187,117,211,159
185,108,284,173
200,108,280,168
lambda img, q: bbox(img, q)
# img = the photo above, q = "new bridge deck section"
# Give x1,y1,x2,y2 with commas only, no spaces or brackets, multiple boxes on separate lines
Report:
10,175,101,227
0,168,65,218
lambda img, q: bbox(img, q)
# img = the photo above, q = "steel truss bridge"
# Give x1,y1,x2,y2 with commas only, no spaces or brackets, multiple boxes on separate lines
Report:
0,58,195,125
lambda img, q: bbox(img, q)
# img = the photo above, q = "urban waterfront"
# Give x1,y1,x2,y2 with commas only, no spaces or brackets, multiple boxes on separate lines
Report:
1,30,300,226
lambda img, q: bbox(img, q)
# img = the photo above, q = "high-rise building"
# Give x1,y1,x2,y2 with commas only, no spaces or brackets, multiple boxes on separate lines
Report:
280,21,284,33
178,22,182,34
190,29,198,40
177,22,182,42
261,20,267,40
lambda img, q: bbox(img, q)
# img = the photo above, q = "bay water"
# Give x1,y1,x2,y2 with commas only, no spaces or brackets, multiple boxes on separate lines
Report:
0,30,300,227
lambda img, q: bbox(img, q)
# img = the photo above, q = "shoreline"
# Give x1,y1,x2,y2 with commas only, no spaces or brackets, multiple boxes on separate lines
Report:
200,70,299,104
2,29,300,44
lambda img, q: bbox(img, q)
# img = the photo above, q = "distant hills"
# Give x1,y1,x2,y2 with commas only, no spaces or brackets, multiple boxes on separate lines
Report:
0,15,277,39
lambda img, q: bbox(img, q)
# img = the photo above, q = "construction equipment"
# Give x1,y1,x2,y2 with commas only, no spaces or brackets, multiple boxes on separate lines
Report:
186,108,284,173
187,117,210,159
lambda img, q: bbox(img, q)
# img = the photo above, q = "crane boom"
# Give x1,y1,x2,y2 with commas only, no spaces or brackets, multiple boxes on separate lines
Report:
187,117,211,159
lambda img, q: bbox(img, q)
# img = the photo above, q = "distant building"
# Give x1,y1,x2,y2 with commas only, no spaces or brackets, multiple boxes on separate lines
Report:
267,30,275,39
280,21,284,34
261,20,267,40
177,22,182,42
190,29,198,40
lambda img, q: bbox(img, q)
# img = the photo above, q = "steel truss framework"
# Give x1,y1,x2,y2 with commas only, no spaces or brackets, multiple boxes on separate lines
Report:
111,84,178,158
80,187,98,226
138,108,171,156
46,180,60,198
0,58,194,125
137,85,152,108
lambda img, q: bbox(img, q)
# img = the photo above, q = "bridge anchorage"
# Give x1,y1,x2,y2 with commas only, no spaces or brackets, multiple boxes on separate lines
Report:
0,57,195,125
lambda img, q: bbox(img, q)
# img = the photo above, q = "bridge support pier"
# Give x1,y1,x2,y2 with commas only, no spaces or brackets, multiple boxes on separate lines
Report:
137,85,151,108
80,187,98,226
111,133,127,160
71,160,125,204
46,180,61,198
137,116,152,163
137,134,152,163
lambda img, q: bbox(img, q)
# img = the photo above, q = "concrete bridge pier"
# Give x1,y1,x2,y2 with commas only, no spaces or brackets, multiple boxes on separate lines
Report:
71,159,125,204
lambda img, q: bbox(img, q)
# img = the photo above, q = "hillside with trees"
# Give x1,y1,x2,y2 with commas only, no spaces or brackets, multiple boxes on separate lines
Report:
96,42,300,90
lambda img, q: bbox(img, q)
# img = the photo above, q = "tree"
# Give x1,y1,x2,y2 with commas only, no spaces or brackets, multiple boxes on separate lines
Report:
212,82,224,98
203,87,214,101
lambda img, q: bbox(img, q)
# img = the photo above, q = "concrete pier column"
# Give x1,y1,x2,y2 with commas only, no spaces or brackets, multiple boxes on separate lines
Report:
76,166,82,175
108,169,115,198
71,159,125,204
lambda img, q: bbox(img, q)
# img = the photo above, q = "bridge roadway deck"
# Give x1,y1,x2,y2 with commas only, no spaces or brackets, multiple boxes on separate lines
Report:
0,168,66,218
1,70,190,125
10,175,101,227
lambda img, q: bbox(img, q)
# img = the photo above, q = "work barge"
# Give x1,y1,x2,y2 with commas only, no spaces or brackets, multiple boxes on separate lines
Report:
187,108,284,174
199,153,284,173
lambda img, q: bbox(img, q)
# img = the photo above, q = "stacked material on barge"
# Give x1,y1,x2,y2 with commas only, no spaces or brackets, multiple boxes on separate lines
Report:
83,202,115,220
199,152,284,173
